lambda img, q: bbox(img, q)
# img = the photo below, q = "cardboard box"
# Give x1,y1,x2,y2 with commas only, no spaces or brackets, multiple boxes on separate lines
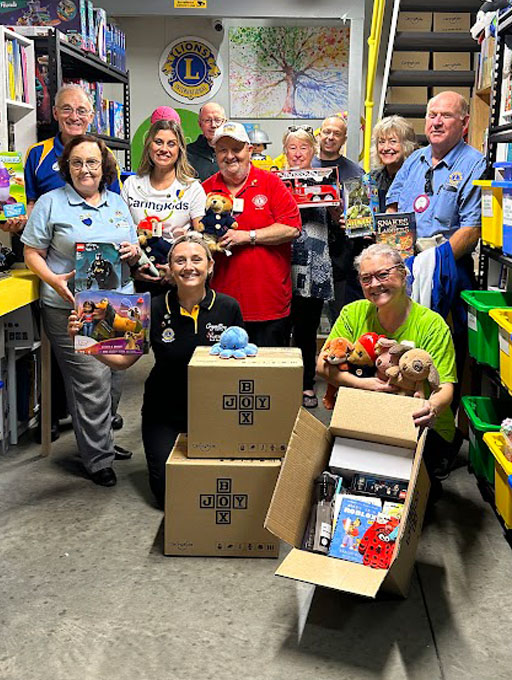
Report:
397,12,432,32
265,389,430,598
405,118,426,136
433,86,471,101
188,347,302,459
164,435,281,557
433,12,471,33
387,87,428,105
391,51,429,71
433,52,471,71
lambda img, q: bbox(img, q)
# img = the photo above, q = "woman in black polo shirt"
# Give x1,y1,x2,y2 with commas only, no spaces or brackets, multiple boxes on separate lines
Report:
69,233,243,507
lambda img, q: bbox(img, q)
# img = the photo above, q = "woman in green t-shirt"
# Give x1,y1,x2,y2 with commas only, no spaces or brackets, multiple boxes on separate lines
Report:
316,243,458,496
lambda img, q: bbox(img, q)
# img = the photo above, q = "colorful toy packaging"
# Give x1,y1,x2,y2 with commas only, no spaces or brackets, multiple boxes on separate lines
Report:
501,418,512,461
276,167,341,208
343,172,379,238
74,242,122,293
328,497,380,564
0,1,84,48
0,152,27,221
74,291,150,355
374,212,416,258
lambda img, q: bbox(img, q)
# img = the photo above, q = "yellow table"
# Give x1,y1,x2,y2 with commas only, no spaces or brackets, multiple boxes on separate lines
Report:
0,269,51,455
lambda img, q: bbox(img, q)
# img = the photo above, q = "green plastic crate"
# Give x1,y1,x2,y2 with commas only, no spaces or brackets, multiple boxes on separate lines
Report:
460,290,512,369
462,396,512,485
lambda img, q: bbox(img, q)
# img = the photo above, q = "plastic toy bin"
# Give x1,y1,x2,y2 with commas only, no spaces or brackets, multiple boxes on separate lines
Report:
483,432,512,530
473,180,502,249
461,291,512,369
489,309,512,393
462,396,511,484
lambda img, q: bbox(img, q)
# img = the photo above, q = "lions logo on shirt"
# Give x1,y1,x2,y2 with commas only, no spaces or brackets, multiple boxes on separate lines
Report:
448,171,463,187
162,327,175,343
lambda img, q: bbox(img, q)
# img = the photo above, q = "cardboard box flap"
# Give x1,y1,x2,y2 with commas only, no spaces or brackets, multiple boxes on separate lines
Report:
330,388,423,449
265,408,332,548
276,548,386,598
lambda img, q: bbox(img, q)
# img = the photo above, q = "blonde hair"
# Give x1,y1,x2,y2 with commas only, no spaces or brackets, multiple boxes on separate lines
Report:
282,128,318,165
370,116,417,170
138,120,196,183
168,233,213,265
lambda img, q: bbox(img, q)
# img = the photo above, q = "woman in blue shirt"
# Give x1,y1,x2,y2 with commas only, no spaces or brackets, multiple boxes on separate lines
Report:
22,135,139,487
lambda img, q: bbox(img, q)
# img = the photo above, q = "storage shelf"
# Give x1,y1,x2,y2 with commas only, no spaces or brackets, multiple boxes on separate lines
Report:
482,244,512,269
395,32,479,52
94,134,130,150
401,0,480,10
384,104,426,117
6,99,34,123
389,70,475,86
0,270,39,317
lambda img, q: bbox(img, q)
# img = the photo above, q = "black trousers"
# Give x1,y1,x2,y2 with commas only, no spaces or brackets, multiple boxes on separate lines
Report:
141,414,185,509
245,316,290,347
289,295,324,391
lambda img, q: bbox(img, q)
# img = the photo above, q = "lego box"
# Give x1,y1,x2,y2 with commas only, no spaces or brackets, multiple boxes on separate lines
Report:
187,347,302,459
164,435,281,557
0,1,84,47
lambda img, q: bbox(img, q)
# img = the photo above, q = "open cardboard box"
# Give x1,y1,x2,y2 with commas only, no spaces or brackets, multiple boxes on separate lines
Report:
264,388,429,599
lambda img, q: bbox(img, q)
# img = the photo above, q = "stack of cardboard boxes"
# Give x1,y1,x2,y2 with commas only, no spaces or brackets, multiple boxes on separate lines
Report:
389,11,473,136
164,347,302,558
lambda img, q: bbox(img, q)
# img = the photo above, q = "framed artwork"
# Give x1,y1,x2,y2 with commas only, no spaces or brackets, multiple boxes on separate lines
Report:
229,26,350,119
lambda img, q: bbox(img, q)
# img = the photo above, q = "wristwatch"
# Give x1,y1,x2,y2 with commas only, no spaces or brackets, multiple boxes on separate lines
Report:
249,230,257,245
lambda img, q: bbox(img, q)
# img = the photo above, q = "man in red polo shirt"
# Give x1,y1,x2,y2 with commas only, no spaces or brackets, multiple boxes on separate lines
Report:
203,122,301,346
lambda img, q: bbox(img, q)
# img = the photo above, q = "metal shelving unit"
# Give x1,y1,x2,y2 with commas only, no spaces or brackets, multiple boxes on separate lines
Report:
31,30,131,169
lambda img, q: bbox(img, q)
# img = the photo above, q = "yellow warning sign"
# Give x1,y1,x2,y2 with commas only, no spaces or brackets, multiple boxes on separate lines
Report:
174,0,207,7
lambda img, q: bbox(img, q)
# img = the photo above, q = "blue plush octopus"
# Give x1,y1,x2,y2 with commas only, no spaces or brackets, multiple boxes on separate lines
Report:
210,326,258,359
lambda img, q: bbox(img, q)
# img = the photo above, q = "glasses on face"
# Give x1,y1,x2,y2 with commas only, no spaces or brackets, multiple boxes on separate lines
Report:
58,105,92,118
359,264,403,286
69,158,101,170
287,125,314,134
424,167,434,196
201,117,225,126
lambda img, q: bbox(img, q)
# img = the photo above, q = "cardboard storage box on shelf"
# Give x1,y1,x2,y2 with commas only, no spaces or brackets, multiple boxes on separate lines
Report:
387,87,428,105
433,86,471,100
391,51,429,71
433,52,471,71
405,118,426,136
188,347,302,459
397,12,432,32
265,388,430,599
164,435,281,557
433,12,471,33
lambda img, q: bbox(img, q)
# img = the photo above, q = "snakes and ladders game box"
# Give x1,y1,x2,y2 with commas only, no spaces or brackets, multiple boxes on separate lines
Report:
74,291,150,355
75,242,122,293
187,347,302,459
374,212,416,258
164,435,281,557
276,167,341,208
264,388,430,599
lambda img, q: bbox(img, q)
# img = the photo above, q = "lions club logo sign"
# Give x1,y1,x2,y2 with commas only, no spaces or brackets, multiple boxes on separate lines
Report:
159,37,223,104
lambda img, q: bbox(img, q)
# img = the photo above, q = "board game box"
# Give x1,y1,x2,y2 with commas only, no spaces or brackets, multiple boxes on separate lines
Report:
374,212,416,258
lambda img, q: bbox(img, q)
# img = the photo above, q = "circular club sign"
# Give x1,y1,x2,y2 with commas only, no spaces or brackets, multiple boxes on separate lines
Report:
159,37,223,104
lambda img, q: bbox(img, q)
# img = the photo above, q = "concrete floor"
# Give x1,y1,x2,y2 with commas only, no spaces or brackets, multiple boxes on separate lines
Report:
1,355,512,680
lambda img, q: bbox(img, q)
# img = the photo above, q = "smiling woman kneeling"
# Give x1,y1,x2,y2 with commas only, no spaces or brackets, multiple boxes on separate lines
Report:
69,234,243,508
316,243,457,501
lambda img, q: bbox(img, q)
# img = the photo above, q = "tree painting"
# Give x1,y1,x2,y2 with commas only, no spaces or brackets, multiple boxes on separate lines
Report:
229,26,350,119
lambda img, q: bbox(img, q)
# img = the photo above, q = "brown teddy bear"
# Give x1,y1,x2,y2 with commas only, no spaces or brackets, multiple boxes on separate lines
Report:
385,348,440,398
197,193,238,254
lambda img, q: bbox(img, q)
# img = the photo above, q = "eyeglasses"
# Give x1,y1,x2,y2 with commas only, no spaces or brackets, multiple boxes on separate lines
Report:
201,117,226,126
424,167,434,196
68,158,101,170
287,125,314,134
359,264,403,286
57,105,92,118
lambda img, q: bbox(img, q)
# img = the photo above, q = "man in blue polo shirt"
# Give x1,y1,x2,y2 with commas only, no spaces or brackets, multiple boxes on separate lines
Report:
386,90,486,476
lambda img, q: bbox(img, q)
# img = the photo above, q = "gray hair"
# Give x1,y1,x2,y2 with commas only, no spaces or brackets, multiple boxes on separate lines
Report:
55,83,93,109
371,116,417,170
354,243,406,273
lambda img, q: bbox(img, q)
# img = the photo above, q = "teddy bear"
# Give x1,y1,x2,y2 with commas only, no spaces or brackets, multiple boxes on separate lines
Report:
348,332,386,378
385,348,440,398
197,193,238,254
374,338,398,382
137,215,171,277
210,326,258,359
320,337,354,410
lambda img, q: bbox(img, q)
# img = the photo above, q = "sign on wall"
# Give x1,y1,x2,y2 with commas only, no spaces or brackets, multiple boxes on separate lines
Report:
159,36,223,104
229,26,350,119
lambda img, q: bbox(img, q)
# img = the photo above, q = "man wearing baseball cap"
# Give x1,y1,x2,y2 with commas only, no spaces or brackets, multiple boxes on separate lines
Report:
203,121,301,347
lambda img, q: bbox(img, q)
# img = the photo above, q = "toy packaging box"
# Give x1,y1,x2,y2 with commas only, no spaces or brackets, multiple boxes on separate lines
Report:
328,497,380,564
0,151,27,221
374,212,416,258
276,167,341,208
75,242,122,293
74,291,150,355
343,173,379,238
265,388,430,599
164,435,281,557
0,1,85,48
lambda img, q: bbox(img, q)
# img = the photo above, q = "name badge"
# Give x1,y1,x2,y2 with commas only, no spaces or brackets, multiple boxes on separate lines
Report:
233,198,244,213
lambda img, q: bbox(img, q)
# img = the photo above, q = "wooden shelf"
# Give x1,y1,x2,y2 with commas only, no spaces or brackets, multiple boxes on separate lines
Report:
384,104,426,117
